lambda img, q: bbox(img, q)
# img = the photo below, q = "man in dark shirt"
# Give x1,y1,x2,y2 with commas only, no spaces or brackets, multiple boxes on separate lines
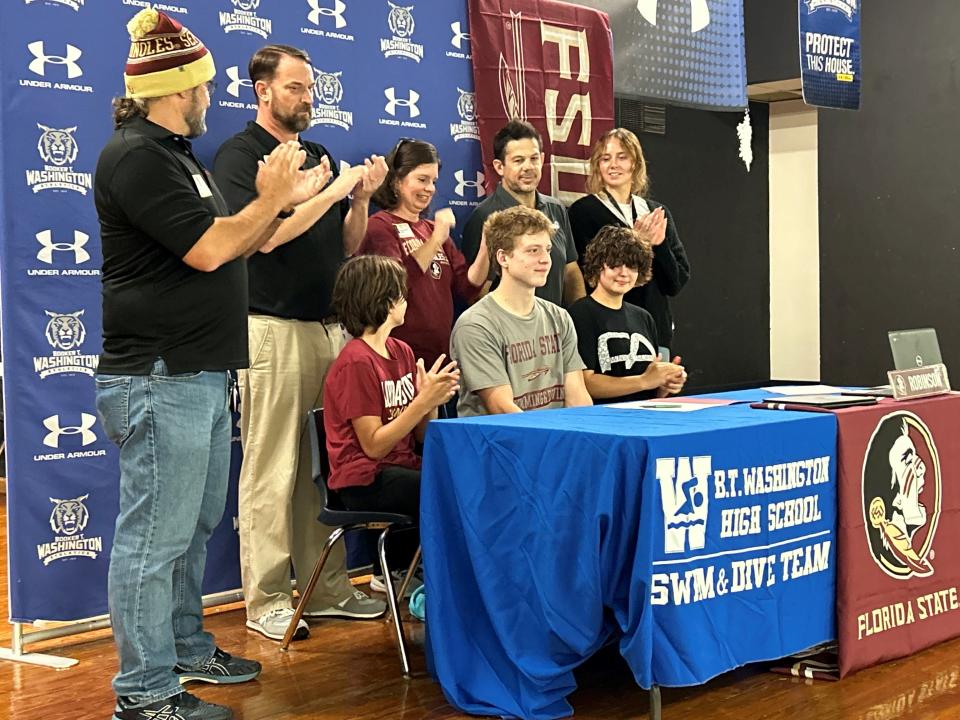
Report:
94,11,316,720
460,120,586,307
213,45,389,642
568,226,686,403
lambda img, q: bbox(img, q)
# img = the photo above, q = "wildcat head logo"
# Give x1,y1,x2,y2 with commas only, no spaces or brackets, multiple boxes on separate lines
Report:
233,0,260,9
311,68,353,130
49,494,89,535
27,124,92,194
44,310,85,351
315,70,343,105
456,88,476,122
862,412,941,579
380,1,423,62
38,494,102,565
657,456,711,554
37,124,78,166
450,88,480,142
387,1,415,37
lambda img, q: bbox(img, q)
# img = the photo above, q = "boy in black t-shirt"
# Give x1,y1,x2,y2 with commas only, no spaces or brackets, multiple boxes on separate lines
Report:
568,226,687,403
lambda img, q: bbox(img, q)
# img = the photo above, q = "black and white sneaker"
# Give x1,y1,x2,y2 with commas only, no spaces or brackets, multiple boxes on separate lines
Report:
174,648,261,685
113,690,232,720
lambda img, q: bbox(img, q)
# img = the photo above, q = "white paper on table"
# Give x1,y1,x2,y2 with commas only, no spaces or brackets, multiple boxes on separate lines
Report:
761,384,846,396
607,400,716,412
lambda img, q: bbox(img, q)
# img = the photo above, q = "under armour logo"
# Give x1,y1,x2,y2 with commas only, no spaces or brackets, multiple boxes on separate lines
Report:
225,66,252,98
384,87,420,117
42,413,97,448
307,0,347,28
450,21,470,49
36,230,90,264
636,0,710,33
454,170,485,198
28,41,83,79
656,456,711,554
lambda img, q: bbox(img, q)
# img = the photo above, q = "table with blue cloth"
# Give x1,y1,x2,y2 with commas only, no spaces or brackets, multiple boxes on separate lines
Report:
420,400,839,719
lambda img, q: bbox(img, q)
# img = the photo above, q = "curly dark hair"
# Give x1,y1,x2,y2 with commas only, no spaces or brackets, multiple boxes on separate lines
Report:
581,225,653,289
332,255,407,337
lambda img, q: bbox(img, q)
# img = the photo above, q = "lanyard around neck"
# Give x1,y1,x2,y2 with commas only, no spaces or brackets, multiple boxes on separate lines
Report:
603,189,637,226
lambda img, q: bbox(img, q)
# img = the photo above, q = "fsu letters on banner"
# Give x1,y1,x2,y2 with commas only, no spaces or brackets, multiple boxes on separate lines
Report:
468,0,614,205
835,396,960,676
576,0,747,111
799,0,861,110
0,0,480,624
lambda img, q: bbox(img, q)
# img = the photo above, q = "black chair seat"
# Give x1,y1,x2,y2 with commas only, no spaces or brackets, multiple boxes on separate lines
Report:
318,506,414,527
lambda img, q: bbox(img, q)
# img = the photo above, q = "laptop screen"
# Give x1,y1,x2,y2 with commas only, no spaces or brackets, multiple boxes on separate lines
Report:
888,328,942,370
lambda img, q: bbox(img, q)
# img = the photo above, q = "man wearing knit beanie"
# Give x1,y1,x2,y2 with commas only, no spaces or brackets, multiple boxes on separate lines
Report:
94,10,328,720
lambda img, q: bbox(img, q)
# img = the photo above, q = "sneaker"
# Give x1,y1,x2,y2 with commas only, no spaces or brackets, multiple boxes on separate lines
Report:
175,647,261,685
113,691,232,720
370,569,423,598
303,589,387,620
245,608,309,642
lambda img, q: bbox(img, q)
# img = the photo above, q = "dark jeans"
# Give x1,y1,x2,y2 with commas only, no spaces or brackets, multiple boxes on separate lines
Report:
337,465,420,577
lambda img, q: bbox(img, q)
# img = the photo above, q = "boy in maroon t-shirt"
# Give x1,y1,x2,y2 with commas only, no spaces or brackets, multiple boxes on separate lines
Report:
324,255,459,588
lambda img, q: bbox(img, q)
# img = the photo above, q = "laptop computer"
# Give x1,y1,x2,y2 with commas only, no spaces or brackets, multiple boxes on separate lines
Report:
888,328,942,370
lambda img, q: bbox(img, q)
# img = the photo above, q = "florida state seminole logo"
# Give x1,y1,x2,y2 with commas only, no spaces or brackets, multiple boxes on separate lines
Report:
861,412,941,579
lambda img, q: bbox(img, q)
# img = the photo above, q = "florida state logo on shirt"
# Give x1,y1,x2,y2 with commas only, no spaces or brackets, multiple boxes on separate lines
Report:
429,259,442,279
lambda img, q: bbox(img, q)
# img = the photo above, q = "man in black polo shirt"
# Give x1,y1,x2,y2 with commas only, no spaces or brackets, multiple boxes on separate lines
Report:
213,45,389,642
94,11,319,720
460,120,586,307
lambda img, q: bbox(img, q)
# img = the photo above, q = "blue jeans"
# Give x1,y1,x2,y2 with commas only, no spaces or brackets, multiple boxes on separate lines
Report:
95,358,231,704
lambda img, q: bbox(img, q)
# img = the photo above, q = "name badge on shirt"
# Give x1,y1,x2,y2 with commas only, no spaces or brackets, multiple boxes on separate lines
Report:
192,173,213,198
395,223,416,239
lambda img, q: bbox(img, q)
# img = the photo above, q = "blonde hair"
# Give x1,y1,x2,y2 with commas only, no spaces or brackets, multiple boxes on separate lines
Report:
483,206,556,267
585,128,649,197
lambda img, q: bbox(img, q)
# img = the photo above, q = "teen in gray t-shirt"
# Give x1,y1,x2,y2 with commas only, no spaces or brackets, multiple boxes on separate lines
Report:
451,294,586,417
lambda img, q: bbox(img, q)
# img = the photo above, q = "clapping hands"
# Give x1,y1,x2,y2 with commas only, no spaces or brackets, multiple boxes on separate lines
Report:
634,206,667,247
416,354,460,409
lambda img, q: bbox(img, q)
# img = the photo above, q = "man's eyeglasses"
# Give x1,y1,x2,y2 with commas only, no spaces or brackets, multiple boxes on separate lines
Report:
204,80,218,96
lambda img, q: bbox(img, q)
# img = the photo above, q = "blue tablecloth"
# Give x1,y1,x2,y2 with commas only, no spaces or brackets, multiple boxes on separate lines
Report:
420,401,839,719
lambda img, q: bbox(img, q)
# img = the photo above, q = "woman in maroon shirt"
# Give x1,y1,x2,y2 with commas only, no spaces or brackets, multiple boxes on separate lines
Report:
360,139,490,369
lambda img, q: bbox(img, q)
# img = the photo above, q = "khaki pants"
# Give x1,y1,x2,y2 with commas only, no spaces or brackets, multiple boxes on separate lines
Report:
238,314,353,620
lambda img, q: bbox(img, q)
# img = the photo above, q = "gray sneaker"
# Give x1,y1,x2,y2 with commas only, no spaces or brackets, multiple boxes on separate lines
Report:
303,589,387,620
370,570,423,598
245,608,309,641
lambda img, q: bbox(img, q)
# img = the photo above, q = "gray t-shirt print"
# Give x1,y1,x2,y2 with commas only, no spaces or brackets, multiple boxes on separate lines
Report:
450,294,586,417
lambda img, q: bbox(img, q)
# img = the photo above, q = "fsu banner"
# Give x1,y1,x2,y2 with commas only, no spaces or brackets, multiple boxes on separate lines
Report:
836,395,960,676
467,0,614,205
576,0,747,111
799,0,861,110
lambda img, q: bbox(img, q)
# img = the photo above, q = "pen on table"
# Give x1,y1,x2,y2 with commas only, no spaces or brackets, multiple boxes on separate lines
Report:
643,403,682,409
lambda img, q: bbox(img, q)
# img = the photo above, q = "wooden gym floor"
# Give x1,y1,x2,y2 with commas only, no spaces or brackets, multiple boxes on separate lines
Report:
2,499,960,719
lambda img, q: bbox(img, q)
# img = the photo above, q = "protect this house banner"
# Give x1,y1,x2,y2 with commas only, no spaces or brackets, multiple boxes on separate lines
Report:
800,0,861,110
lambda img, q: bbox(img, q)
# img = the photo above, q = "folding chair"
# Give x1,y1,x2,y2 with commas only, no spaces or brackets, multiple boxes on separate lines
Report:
280,408,420,678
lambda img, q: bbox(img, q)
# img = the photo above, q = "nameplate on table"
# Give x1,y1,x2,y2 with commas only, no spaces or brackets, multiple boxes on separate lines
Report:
887,364,951,400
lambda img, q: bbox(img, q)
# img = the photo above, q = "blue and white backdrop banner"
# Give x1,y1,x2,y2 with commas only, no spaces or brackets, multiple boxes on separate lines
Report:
799,0,861,110
0,0,480,623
